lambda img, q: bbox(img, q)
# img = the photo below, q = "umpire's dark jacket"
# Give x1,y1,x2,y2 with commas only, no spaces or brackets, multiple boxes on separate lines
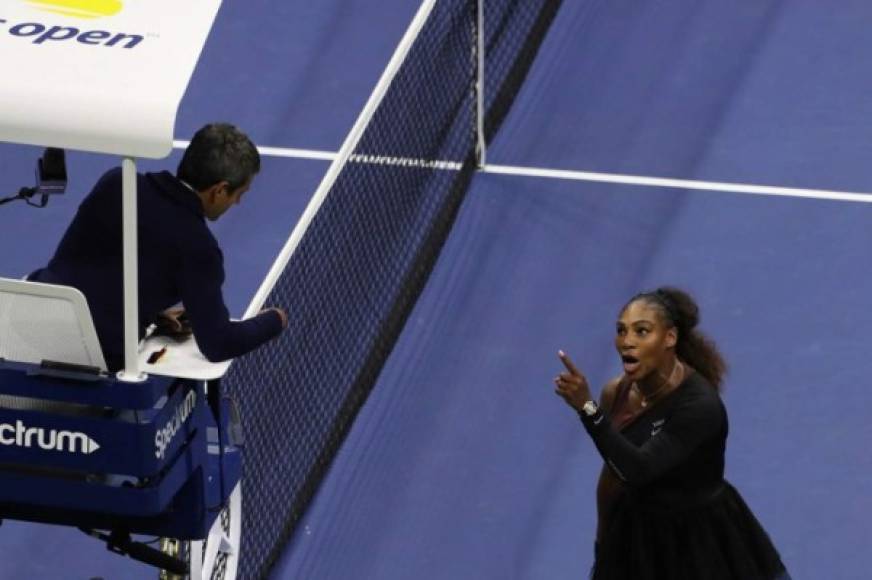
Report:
31,168,282,370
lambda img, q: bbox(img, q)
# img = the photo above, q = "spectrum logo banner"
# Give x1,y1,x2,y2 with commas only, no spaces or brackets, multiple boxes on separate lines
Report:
27,0,123,20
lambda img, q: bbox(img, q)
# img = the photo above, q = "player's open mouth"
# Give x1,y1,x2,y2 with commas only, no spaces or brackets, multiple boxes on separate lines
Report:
621,354,640,374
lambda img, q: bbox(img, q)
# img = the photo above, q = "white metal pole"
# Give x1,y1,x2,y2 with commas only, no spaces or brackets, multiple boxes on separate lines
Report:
245,0,439,318
118,157,146,382
476,0,486,168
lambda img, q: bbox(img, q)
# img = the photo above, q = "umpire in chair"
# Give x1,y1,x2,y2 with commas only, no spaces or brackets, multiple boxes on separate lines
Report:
28,122,287,373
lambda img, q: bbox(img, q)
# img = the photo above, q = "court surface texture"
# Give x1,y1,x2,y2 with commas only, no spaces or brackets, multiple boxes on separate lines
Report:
0,2,870,578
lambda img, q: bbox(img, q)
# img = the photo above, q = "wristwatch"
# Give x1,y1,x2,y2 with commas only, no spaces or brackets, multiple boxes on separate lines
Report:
582,400,598,417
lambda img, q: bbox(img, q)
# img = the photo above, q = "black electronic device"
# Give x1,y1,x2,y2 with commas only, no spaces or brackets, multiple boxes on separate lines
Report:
1,147,68,208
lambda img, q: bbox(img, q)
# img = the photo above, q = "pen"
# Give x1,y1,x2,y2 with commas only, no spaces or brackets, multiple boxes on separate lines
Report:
147,346,167,364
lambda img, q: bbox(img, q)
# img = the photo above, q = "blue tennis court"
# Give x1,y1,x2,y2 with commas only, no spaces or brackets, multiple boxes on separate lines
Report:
1,1,870,578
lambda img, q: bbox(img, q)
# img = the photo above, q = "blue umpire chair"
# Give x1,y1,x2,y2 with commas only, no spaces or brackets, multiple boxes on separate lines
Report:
0,277,242,579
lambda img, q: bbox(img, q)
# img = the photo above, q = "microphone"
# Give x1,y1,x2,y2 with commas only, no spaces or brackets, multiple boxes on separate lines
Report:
35,147,67,196
0,147,68,208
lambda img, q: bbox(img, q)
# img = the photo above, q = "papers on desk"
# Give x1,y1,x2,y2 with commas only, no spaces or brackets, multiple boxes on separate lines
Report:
138,333,231,381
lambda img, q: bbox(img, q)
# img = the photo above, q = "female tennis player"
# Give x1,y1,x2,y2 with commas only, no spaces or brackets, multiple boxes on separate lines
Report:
554,287,789,579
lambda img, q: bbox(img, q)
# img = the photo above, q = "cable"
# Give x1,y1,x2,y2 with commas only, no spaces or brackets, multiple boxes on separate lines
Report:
0,187,50,207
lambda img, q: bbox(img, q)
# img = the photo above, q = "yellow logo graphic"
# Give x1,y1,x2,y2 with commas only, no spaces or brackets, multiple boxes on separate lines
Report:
26,0,123,19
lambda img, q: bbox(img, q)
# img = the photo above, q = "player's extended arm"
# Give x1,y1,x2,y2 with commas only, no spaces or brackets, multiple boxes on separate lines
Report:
579,391,723,486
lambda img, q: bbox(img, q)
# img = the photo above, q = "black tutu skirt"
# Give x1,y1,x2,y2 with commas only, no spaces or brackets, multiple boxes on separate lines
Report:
592,481,788,580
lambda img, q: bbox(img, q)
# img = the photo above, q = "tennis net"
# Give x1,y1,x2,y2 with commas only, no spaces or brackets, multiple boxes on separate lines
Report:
224,1,563,577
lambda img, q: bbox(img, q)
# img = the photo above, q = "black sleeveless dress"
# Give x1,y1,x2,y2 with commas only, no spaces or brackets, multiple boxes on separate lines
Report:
580,372,788,580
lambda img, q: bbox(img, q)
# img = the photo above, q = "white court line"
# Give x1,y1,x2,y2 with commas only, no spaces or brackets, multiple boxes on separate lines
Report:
173,140,336,161
172,141,872,203
173,141,461,169
482,164,872,204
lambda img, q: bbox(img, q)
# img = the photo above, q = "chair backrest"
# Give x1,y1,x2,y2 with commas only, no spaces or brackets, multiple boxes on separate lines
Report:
0,277,107,371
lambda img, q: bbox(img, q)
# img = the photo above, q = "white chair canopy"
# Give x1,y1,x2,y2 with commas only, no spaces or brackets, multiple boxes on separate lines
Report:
0,0,222,158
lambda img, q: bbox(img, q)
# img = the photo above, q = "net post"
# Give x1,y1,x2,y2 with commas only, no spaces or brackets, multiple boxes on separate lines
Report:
118,156,146,382
475,0,487,169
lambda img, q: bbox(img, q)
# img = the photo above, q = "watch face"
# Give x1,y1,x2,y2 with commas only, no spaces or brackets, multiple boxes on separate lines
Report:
583,401,597,415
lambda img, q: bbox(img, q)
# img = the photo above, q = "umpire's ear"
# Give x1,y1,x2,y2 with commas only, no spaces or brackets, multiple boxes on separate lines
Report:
204,181,228,200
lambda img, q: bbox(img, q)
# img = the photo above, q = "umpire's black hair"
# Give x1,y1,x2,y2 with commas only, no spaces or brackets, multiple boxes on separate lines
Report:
177,123,260,191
